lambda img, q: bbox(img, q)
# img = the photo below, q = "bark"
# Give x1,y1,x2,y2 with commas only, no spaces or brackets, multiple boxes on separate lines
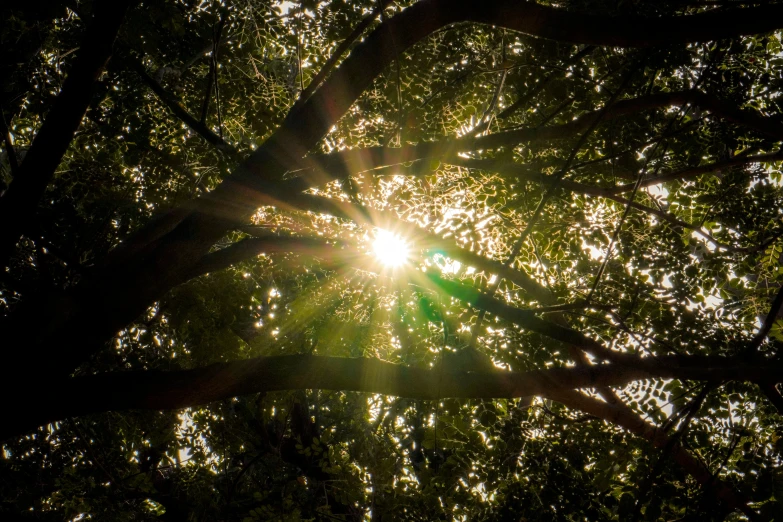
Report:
0,0,133,267
4,354,781,437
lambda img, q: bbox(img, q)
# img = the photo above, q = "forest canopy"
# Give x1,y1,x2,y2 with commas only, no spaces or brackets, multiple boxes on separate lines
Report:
2,0,783,520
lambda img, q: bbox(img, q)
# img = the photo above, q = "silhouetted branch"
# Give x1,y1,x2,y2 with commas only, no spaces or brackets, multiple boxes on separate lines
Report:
549,388,761,520
0,111,19,178
18,0,783,384
292,0,396,110
291,91,783,193
610,150,783,193
0,0,133,267
747,284,783,352
497,45,595,120
122,53,237,155
6,354,782,436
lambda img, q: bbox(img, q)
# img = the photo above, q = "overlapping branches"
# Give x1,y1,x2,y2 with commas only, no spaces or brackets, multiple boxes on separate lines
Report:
5,1,783,517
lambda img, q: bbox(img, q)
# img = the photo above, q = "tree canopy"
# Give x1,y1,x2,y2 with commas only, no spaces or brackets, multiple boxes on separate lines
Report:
2,0,783,520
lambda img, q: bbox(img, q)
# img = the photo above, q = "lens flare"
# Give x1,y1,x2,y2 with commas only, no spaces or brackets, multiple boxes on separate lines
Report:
372,229,410,267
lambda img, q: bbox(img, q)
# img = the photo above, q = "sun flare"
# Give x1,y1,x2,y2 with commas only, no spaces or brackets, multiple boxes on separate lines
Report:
372,229,410,267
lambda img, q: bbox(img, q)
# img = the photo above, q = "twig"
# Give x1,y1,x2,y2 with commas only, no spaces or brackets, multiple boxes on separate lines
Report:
746,284,783,354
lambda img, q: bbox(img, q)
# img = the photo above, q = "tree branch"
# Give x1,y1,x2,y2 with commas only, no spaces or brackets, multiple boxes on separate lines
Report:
747,284,783,353
548,388,762,520
122,53,237,155
609,150,783,193
0,110,19,178
280,193,556,303
446,157,730,249
0,0,133,268
292,0,395,111
5,354,781,438
291,91,783,193
760,383,783,415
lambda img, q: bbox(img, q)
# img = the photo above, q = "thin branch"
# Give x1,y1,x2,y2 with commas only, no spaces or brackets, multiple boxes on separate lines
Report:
497,45,595,120
747,284,783,353
448,157,731,249
610,150,783,193
632,384,714,517
424,271,632,364
548,388,761,520
198,11,227,126
121,52,237,155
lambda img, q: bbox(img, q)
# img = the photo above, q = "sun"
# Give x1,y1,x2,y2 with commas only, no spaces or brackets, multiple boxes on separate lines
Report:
372,229,410,267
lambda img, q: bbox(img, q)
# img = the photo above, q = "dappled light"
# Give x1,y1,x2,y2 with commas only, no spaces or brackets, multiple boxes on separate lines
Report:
2,0,783,520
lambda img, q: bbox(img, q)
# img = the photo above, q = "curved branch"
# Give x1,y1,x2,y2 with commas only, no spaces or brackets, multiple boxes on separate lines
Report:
5,354,781,437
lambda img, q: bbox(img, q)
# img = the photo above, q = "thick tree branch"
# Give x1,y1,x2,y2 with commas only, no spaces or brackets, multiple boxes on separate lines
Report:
0,0,133,267
5,354,781,437
0,111,19,178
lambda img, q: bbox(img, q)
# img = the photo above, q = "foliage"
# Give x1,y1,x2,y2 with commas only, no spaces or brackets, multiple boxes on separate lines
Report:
2,0,783,520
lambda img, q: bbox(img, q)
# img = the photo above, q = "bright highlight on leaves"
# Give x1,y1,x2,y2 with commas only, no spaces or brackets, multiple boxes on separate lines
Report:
372,229,410,267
